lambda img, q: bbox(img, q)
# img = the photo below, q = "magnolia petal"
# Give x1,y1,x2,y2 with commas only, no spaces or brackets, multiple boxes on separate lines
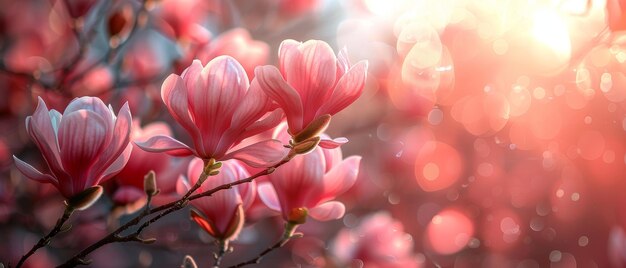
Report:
186,157,204,186
180,59,203,91
135,135,195,157
319,156,360,203
224,139,288,168
222,204,245,240
13,156,58,185
99,143,133,184
231,79,272,131
336,47,351,75
191,209,219,238
317,60,368,117
193,56,249,153
27,98,65,177
284,40,337,124
237,108,284,141
64,96,114,129
58,110,108,183
278,39,301,76
95,102,132,179
255,65,304,132
257,182,281,211
176,175,191,195
319,137,349,149
161,74,202,148
309,201,345,221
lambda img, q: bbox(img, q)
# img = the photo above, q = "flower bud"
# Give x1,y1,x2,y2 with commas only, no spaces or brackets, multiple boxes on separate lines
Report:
143,170,158,196
292,114,331,143
287,207,308,225
289,136,321,158
66,185,103,211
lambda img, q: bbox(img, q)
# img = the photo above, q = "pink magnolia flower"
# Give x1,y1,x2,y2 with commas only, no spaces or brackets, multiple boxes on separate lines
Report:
111,121,189,210
136,56,285,168
254,39,368,143
257,140,360,223
13,97,132,208
183,158,255,241
155,0,212,42
331,212,421,268
198,28,269,79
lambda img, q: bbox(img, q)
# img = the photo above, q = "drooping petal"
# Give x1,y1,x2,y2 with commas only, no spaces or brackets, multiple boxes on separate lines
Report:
254,65,304,132
223,139,288,168
161,74,203,152
13,156,58,185
319,137,349,149
282,40,337,124
135,135,195,156
318,156,360,204
309,201,345,221
257,182,281,211
58,110,108,194
317,60,368,117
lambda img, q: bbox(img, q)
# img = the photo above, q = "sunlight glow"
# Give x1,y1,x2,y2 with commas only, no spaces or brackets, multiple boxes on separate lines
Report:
532,8,571,57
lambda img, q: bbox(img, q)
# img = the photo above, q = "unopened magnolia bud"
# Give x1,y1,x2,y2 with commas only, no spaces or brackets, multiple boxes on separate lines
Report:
287,207,308,225
211,161,222,170
291,136,321,156
181,255,198,268
143,170,158,196
66,185,103,211
292,114,331,143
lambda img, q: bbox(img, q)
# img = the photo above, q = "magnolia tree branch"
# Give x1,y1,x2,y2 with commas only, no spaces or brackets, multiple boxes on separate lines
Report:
57,156,292,267
228,223,300,268
16,206,74,268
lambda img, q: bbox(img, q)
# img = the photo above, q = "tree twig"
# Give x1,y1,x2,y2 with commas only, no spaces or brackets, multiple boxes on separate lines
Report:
227,223,299,268
16,206,74,268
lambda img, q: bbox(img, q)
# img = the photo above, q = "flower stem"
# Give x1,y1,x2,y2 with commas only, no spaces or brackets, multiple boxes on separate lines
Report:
56,155,292,267
213,240,228,267
56,161,215,268
227,223,299,268
16,205,74,268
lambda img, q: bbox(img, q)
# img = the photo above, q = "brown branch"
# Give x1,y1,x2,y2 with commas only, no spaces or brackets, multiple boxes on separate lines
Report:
16,206,74,268
227,223,300,268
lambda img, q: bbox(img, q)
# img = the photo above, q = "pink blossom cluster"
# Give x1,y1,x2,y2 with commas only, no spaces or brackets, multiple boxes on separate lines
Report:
10,37,367,266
